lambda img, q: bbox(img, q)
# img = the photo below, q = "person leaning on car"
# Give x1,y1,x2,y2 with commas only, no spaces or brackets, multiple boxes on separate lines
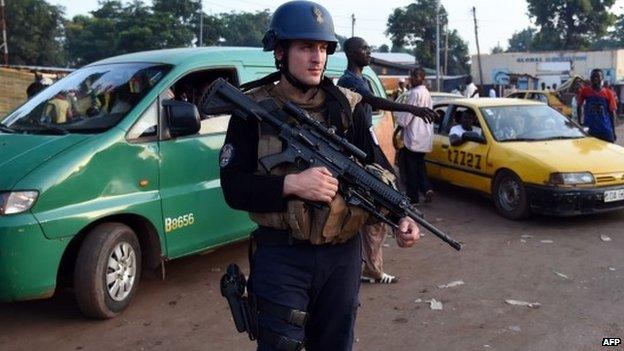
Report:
449,110,482,146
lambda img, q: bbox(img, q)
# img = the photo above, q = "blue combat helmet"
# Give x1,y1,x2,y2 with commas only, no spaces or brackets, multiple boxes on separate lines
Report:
262,1,338,54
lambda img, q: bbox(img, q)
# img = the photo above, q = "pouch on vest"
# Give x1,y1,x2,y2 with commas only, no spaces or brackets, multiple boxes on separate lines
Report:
247,82,370,244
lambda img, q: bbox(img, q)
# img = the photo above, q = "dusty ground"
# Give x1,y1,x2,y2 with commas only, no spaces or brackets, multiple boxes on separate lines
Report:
2,127,624,351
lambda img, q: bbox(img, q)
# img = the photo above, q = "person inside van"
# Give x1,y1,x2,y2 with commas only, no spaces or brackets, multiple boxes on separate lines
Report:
45,91,73,124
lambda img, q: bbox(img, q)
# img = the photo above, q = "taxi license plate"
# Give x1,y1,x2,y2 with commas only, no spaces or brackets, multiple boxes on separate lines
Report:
604,189,624,203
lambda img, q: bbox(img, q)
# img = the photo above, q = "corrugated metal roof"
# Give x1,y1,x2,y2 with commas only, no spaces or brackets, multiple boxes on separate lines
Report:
371,53,416,63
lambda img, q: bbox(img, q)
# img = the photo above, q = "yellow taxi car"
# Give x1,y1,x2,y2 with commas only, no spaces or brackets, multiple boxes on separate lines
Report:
427,98,624,219
505,90,573,118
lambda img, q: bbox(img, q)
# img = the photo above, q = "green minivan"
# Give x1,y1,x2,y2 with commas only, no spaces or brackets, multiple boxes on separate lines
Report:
0,47,388,318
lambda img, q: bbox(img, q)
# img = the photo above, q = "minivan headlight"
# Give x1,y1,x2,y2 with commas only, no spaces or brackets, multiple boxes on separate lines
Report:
0,191,39,215
548,172,594,186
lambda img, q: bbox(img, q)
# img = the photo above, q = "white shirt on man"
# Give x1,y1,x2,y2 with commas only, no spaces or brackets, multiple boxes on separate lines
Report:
464,82,479,98
395,85,434,153
449,124,482,137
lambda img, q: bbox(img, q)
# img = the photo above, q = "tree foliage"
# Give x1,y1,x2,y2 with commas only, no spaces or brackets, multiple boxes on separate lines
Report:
491,45,504,54
376,44,390,53
63,1,271,66
65,0,204,66
385,0,470,75
506,27,536,52
526,0,616,51
5,0,66,66
219,10,271,47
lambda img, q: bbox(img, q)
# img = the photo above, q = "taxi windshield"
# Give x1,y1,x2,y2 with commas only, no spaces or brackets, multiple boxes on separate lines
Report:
3,63,171,134
480,105,585,142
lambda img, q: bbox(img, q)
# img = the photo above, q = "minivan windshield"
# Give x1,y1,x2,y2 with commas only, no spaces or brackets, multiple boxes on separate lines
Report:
480,105,585,142
3,63,171,134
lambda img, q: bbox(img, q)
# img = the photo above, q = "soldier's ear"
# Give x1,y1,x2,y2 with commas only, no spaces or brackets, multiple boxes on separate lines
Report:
274,46,285,62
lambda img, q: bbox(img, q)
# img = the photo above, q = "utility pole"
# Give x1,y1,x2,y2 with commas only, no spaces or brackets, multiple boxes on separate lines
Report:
472,6,484,94
351,13,355,37
435,0,440,91
198,1,203,47
444,27,448,76
0,0,8,66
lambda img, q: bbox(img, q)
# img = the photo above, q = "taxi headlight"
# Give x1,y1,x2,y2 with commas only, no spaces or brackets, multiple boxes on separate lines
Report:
0,191,39,215
548,172,594,186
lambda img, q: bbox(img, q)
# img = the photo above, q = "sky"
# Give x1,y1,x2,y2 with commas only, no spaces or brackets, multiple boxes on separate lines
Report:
50,0,624,56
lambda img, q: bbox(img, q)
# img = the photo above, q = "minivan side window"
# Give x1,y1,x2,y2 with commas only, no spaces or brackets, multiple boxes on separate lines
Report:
127,100,158,141
161,68,239,138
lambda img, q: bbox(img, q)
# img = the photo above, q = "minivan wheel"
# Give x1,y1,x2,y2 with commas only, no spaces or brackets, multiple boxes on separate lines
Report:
493,171,530,220
74,223,141,319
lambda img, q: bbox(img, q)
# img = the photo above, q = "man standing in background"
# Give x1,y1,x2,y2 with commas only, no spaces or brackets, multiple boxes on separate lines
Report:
395,68,435,205
338,36,435,284
577,69,617,142
464,75,479,98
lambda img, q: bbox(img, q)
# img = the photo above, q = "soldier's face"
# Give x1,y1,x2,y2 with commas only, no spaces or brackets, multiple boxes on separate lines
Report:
279,40,328,86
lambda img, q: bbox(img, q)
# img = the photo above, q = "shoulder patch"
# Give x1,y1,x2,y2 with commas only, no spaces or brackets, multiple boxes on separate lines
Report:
336,86,362,112
219,143,235,168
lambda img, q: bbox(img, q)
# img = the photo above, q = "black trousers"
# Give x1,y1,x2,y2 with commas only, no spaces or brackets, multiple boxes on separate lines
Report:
399,148,432,203
251,229,362,351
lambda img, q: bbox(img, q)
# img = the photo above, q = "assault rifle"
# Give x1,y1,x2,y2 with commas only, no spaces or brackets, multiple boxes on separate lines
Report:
201,78,461,251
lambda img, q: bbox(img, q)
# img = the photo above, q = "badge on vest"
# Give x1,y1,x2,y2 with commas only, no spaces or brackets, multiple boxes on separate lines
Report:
220,143,235,168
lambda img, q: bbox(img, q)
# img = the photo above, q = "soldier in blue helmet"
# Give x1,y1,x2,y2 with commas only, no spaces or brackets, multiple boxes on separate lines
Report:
219,1,421,350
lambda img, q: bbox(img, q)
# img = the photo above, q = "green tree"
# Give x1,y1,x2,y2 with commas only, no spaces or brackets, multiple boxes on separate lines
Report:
527,0,616,51
445,29,470,75
385,0,470,74
219,10,271,47
199,14,224,46
591,14,624,49
5,0,66,66
152,0,201,47
506,27,536,52
377,44,390,53
65,0,206,66
491,44,504,54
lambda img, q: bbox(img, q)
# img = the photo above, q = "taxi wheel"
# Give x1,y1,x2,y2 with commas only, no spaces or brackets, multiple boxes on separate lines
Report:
74,223,142,319
493,171,530,220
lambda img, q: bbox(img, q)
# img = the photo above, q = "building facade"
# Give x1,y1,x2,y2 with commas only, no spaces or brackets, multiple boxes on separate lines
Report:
471,50,624,90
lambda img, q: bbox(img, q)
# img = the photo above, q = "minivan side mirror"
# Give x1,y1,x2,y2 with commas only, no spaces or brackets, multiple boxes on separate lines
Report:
462,131,486,144
163,100,200,138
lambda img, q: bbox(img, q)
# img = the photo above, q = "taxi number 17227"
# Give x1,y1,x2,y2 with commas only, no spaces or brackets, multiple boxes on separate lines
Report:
448,149,483,170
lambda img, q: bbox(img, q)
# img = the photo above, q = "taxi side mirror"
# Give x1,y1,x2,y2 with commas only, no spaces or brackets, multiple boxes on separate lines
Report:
163,100,200,138
462,131,486,144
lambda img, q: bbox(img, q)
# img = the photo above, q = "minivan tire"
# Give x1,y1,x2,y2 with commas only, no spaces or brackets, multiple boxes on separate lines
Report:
493,170,530,220
74,223,141,319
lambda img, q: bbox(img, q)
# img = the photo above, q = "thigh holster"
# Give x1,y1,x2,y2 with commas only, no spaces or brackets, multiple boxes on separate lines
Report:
256,297,307,351
257,297,308,328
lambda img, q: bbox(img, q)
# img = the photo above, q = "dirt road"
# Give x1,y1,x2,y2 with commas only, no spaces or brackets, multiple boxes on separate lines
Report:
2,126,624,351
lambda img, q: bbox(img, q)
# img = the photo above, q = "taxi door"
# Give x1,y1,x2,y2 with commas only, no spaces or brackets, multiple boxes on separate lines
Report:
437,105,492,193
425,104,452,179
